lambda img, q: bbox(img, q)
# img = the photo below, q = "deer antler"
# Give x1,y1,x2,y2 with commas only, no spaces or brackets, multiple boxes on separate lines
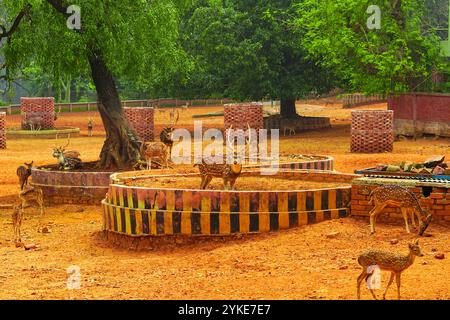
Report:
171,109,180,127
63,134,71,149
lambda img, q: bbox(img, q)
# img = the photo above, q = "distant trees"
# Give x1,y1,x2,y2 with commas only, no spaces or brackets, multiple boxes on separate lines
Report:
167,0,340,118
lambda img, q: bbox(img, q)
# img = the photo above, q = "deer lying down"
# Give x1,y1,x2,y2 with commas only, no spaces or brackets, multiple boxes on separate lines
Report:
368,185,432,236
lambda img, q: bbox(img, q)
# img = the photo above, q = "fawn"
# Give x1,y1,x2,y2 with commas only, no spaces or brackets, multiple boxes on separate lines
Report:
16,161,34,190
369,185,432,236
19,186,45,216
12,205,23,246
357,239,424,300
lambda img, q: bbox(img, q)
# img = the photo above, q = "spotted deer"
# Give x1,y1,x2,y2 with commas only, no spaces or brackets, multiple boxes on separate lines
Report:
19,186,44,216
140,142,169,169
281,120,297,136
369,185,432,236
357,239,424,300
194,125,252,190
53,134,82,170
12,205,23,246
16,161,34,190
160,109,179,156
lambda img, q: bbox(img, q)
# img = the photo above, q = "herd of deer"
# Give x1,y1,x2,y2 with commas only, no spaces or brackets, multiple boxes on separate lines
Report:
8,105,438,300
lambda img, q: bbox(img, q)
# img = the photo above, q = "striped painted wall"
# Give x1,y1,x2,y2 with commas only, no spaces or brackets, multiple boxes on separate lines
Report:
102,186,351,237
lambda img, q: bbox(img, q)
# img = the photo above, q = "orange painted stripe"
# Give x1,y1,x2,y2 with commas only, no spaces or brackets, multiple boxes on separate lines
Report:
220,193,230,235
239,193,250,233
258,193,270,232
278,192,289,229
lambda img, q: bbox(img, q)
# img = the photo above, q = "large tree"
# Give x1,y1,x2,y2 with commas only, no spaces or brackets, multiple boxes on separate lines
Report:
164,0,338,118
0,0,188,169
298,0,445,94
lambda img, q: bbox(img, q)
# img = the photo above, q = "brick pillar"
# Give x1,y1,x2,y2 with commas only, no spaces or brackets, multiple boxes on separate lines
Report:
224,102,264,131
0,112,6,149
351,110,394,153
20,97,55,130
124,107,155,141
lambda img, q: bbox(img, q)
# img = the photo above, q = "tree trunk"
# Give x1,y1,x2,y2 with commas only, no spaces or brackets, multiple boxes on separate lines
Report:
280,99,298,118
88,53,141,170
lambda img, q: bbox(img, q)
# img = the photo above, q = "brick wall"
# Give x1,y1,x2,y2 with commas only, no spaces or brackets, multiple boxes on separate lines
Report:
123,107,155,142
224,103,264,131
351,110,394,153
0,112,6,149
388,93,450,137
20,97,55,130
351,180,450,221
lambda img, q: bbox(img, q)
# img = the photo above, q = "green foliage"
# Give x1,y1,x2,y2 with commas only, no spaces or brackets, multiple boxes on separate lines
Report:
297,0,445,94
1,0,190,97
162,0,339,101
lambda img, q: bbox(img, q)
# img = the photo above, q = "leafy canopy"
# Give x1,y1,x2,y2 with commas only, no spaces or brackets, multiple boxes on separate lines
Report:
297,0,445,94
1,0,190,93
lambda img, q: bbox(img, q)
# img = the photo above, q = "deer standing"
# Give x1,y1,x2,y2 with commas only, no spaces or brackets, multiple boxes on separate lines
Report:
140,142,170,169
281,120,297,136
87,118,93,137
194,125,252,190
368,185,432,236
16,161,34,190
19,186,45,216
357,239,424,300
12,205,23,246
160,109,179,156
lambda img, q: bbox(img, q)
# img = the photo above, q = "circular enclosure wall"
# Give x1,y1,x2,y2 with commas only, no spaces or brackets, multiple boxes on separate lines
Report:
351,110,394,153
124,107,154,141
31,163,113,205
0,112,6,149
20,97,55,130
102,170,353,238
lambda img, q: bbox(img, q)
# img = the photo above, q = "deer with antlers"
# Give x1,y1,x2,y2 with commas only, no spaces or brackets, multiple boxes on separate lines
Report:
160,109,179,156
53,134,82,170
194,125,253,190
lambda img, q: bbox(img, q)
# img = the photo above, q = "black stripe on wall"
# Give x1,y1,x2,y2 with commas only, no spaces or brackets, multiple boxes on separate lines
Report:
142,211,150,235
210,213,219,235
321,190,329,210
250,214,259,232
130,209,137,235
306,192,314,211
120,208,127,233
191,212,201,235
231,214,240,233
270,213,279,231
172,211,181,234
307,211,316,225
156,211,164,235
289,212,299,228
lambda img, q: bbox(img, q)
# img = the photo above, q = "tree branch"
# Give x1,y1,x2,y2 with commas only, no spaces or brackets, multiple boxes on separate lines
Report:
46,0,70,16
0,4,32,41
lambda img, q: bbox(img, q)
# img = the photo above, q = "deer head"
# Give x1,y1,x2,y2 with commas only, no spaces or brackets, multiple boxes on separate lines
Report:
53,134,71,158
408,239,424,257
24,161,34,170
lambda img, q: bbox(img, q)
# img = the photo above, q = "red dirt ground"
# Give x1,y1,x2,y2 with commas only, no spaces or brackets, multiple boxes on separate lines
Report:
0,102,449,300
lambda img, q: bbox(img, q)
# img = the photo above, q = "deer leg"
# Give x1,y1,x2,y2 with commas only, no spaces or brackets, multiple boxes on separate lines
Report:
369,203,386,234
365,274,378,300
410,209,417,229
396,273,402,300
356,269,366,300
383,272,395,300
401,207,411,234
